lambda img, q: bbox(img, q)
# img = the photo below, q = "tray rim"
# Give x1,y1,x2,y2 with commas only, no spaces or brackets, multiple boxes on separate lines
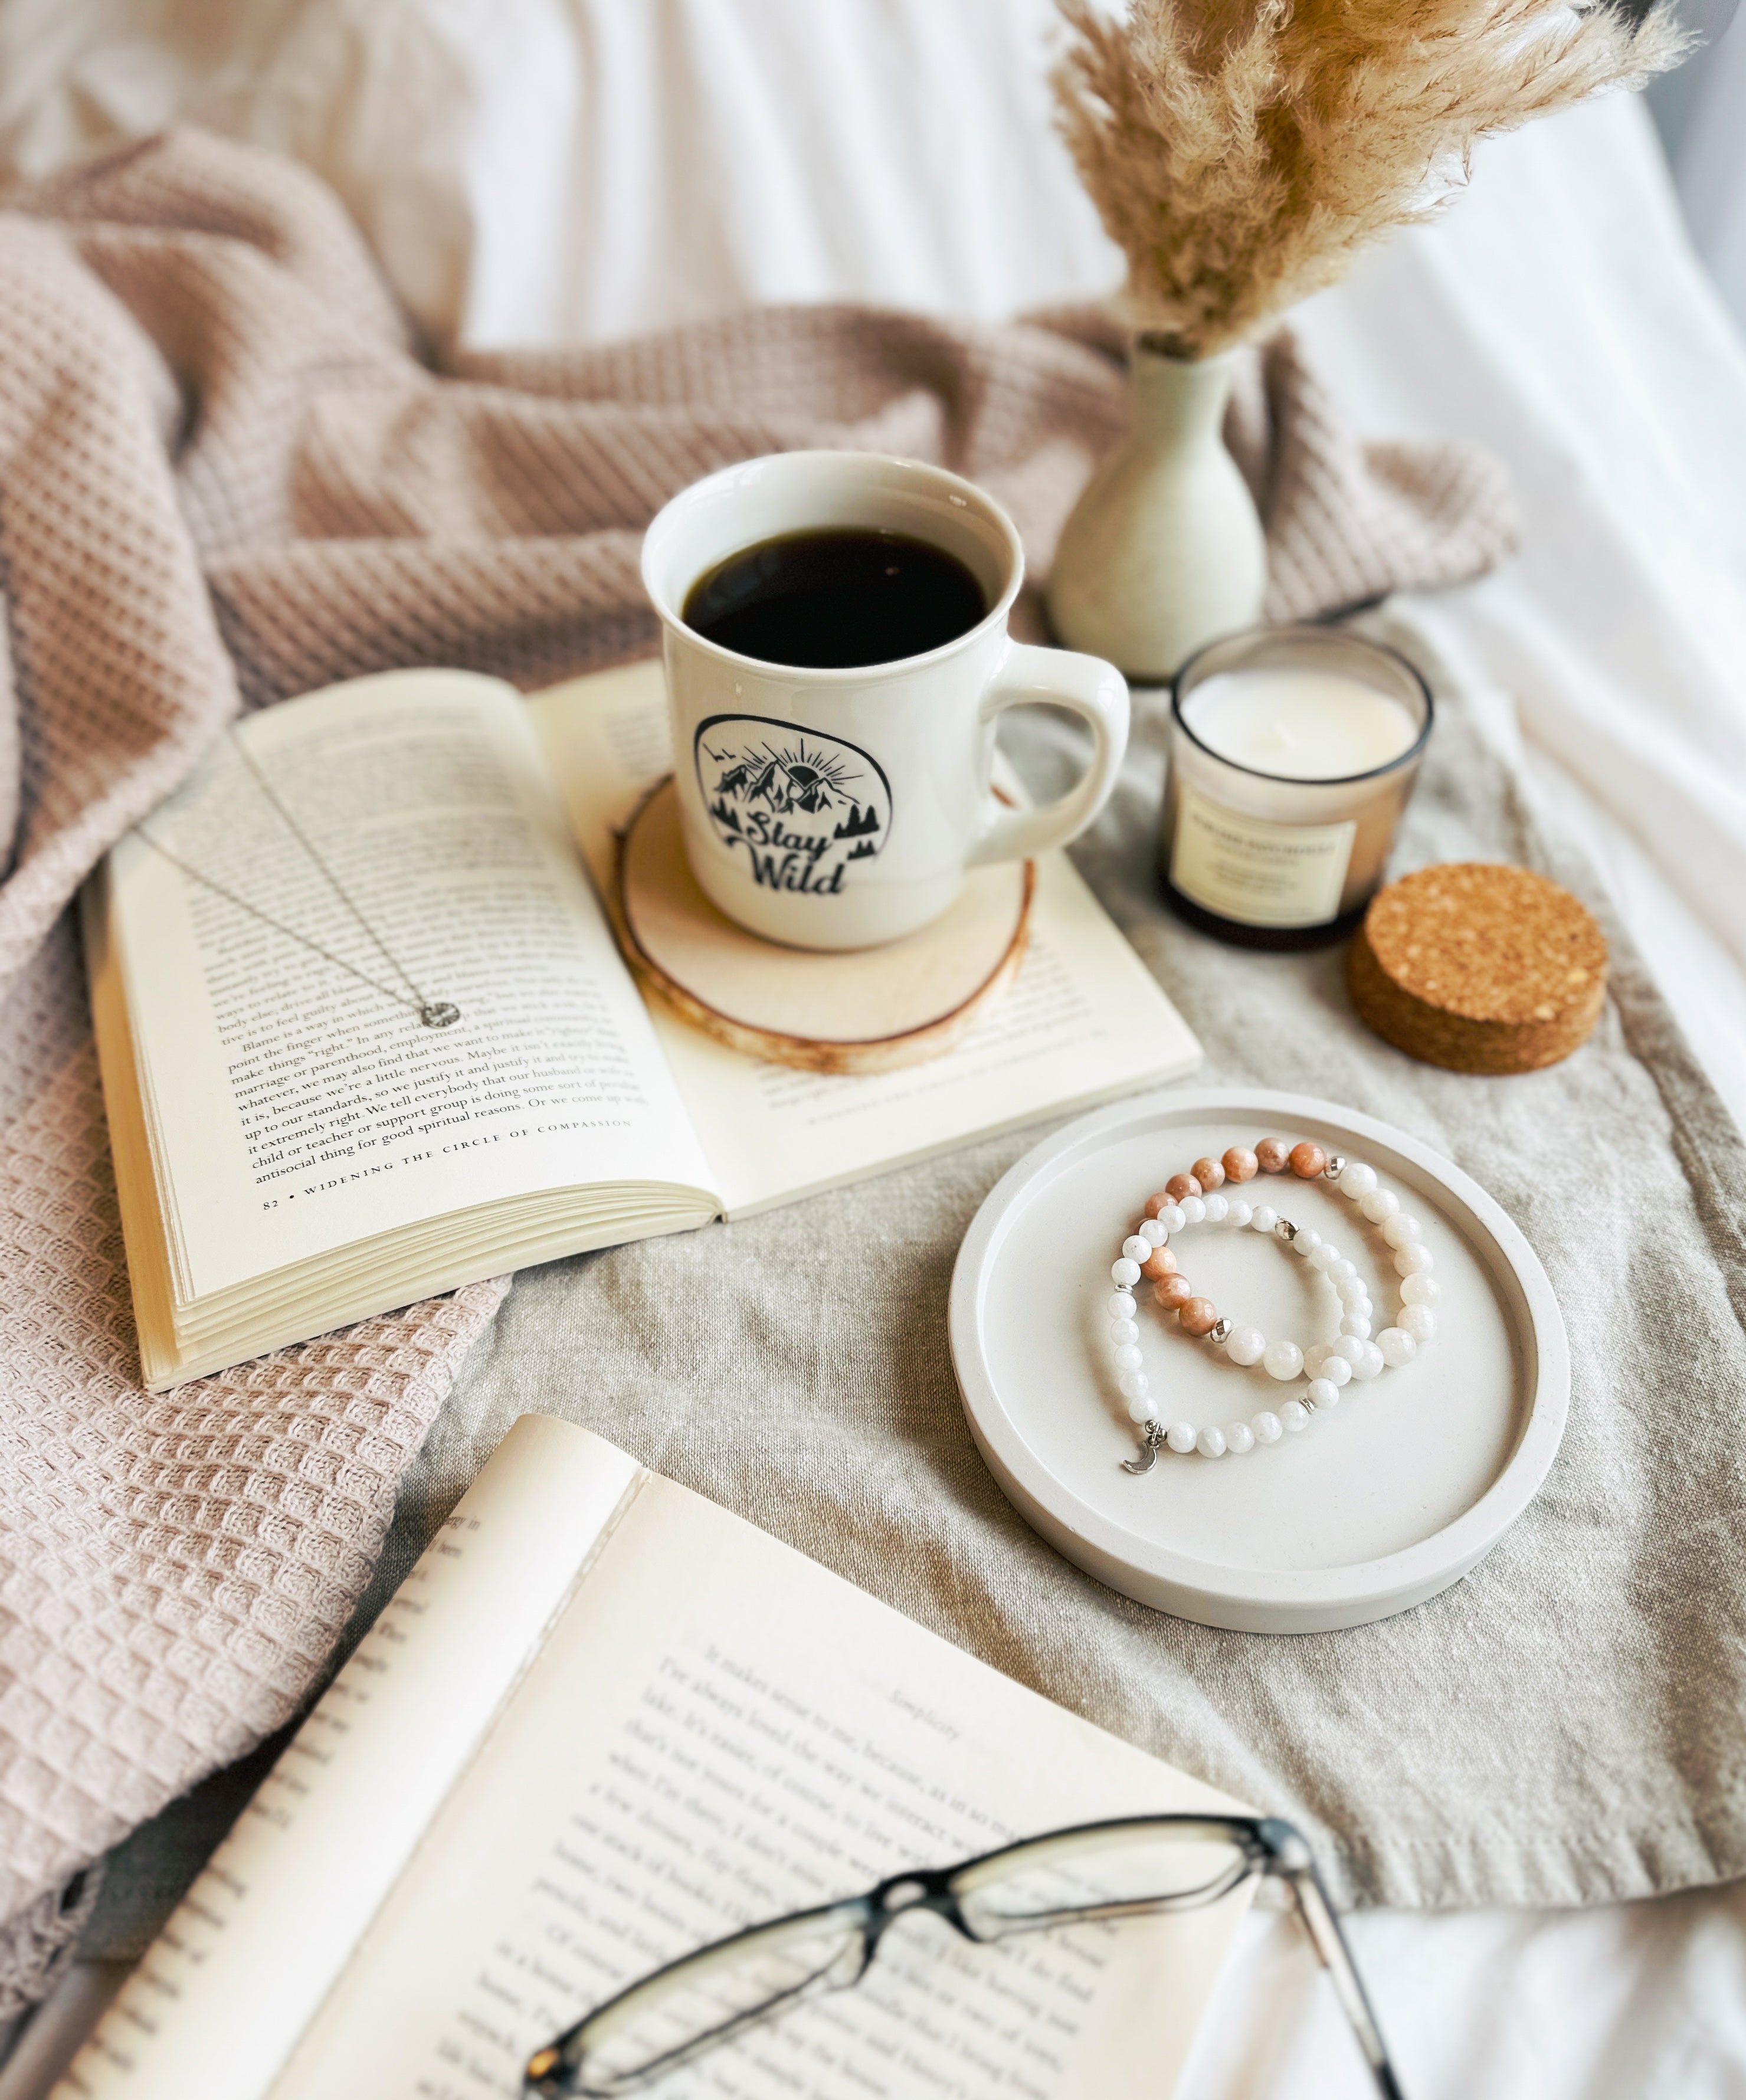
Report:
948,1083,1571,1633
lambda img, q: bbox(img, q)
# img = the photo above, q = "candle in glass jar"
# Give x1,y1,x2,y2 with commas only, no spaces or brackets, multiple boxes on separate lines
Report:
1180,667,1421,781
1162,627,1432,948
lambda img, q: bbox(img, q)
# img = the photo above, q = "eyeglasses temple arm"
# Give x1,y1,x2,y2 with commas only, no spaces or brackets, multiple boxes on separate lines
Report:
1279,1862,1408,2100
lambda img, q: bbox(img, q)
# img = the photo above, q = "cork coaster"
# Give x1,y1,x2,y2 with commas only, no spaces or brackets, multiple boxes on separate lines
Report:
1348,862,1608,1074
610,777,1033,1074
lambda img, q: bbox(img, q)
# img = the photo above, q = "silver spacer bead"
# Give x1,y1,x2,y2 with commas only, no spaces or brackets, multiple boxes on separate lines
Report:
1324,1153,1347,1180
1275,1217,1298,1243
1208,1317,1233,1345
1301,1391,1319,1413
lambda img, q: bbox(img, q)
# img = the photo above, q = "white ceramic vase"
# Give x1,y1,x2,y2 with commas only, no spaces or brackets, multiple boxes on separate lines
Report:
1047,339,1267,682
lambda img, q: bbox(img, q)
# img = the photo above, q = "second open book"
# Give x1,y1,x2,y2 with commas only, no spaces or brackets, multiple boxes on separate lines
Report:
87,663,1198,1385
57,1414,1253,2100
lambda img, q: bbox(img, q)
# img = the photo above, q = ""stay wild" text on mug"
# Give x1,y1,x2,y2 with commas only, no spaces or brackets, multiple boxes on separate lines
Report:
694,715,893,895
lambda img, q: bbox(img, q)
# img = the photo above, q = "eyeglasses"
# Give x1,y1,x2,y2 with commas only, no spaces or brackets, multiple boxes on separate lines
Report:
522,1813,1405,2098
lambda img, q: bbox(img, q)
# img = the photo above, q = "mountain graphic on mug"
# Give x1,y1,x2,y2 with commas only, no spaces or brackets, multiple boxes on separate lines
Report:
695,716,892,897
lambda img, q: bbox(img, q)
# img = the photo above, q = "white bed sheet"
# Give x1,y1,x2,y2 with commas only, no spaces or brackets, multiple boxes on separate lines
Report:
0,5,1742,2096
1185,1879,1746,2099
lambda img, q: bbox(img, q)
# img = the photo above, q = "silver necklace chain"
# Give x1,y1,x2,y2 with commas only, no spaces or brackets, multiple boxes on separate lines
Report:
137,732,460,1030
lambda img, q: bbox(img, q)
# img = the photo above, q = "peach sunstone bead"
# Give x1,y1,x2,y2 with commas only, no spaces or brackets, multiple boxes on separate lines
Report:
1178,1296,1220,1336
1190,1155,1225,1191
1290,1141,1328,1178
1164,1171,1201,1204
1141,1245,1177,1281
1221,1146,1258,1184
1144,1191,1173,1220
1255,1137,1292,1173
1152,1273,1193,1311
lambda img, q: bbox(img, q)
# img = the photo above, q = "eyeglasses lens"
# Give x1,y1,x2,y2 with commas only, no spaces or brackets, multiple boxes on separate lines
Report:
953,1826,1250,1939
568,1912,867,2095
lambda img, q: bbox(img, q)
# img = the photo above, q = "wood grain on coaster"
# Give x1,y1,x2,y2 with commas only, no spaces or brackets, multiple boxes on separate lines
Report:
608,776,1033,1075
1348,861,1608,1074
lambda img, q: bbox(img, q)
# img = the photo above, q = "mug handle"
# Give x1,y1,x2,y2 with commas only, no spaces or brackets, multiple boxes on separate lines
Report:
965,641,1131,867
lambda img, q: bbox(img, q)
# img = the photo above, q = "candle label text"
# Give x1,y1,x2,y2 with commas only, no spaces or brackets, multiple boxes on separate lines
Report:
1170,782,1356,928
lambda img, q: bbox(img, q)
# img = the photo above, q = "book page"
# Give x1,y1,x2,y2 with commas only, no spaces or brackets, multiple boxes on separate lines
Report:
54,1418,641,2100
109,671,716,1302
527,663,1200,1216
272,1429,1253,2100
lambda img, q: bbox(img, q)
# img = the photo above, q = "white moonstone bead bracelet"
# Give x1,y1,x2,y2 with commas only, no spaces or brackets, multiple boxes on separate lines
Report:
1105,1141,1437,1472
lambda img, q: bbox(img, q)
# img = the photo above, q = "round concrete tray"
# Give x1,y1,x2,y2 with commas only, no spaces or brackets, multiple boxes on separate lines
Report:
949,1086,1568,1633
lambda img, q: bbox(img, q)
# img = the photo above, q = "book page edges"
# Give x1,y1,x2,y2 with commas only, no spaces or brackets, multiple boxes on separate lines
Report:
81,869,181,1385
139,1188,718,1389
54,1417,643,2100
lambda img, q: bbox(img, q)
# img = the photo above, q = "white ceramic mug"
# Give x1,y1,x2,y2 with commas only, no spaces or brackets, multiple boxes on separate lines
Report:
641,451,1131,951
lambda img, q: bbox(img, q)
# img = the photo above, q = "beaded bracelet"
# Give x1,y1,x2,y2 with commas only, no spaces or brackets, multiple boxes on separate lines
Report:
1103,1139,1439,1472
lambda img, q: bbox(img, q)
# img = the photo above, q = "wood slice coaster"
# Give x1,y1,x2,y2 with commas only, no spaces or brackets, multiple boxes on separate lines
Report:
611,777,1034,1074
1348,861,1608,1074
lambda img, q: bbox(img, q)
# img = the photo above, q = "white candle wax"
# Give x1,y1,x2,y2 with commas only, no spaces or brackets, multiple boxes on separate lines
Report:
1181,667,1420,781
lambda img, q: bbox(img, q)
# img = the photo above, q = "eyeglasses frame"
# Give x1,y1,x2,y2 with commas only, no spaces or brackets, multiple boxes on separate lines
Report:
523,1812,1404,2100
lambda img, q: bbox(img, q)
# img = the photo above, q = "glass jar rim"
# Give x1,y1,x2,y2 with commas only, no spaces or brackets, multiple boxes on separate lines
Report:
1170,622,1434,789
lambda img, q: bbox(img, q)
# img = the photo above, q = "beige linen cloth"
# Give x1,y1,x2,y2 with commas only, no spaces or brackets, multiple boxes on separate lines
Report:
0,127,1542,2011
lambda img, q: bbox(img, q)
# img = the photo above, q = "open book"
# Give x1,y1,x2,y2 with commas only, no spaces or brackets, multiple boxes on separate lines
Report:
86,664,1198,1387
54,1414,1254,2100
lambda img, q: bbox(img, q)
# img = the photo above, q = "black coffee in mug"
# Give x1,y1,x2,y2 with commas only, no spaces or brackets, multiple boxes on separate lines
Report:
682,526,987,670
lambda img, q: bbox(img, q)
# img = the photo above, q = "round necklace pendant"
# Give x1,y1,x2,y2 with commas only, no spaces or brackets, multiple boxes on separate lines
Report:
420,1001,461,1029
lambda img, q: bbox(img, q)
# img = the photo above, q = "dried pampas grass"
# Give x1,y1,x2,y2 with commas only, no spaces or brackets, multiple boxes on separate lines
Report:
1054,0,1690,357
